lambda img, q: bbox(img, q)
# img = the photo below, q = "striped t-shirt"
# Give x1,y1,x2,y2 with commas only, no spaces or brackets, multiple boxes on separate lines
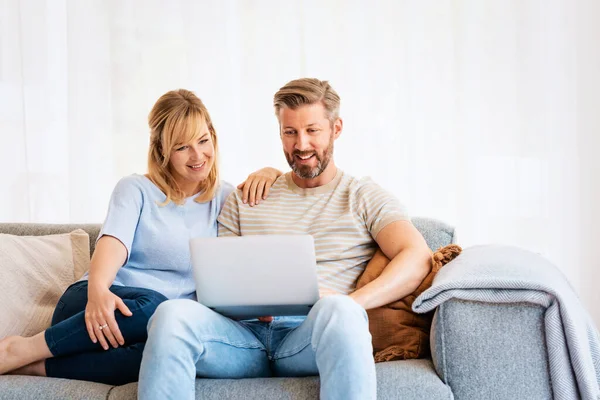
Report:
217,169,410,294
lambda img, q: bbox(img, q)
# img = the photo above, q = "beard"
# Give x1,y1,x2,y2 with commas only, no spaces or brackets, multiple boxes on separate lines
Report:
284,134,334,179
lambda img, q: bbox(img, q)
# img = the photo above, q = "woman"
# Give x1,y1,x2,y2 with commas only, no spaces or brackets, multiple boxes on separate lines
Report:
0,89,280,385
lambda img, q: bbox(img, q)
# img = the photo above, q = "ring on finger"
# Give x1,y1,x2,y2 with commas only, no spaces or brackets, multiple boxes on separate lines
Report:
98,324,108,330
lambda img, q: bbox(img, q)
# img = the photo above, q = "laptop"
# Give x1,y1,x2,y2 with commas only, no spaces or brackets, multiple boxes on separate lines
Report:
189,234,320,320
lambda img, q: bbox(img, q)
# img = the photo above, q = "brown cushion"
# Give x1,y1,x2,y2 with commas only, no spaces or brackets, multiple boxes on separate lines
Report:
356,245,461,362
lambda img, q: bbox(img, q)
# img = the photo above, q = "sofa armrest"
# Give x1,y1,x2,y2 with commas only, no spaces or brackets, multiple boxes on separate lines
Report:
413,245,600,399
430,299,553,400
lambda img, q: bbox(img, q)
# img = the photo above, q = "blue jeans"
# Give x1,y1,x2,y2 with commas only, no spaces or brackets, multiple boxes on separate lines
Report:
138,295,376,400
44,280,167,385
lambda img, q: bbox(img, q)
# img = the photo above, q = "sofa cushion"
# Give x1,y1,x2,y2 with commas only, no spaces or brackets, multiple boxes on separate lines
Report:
0,223,101,255
0,230,90,337
0,376,112,400
356,245,461,362
376,359,452,399
107,359,451,400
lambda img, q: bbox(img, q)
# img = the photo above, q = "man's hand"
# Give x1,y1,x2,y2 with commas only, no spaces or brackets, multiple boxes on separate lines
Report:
255,288,339,323
352,220,431,309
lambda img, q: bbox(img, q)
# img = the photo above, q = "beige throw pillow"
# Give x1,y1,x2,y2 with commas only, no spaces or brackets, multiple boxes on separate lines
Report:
0,230,90,337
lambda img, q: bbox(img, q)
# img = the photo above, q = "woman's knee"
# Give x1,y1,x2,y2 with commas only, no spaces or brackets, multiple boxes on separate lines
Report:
141,290,168,312
123,289,168,319
51,281,89,325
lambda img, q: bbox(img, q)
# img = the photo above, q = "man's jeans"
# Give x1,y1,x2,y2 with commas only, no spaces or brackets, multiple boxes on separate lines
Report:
138,295,376,400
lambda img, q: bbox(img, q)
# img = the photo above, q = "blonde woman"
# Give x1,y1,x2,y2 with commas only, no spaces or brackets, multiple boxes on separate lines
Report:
0,89,280,385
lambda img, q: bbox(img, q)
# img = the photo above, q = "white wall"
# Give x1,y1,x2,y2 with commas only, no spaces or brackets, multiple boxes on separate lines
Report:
1,0,599,325
576,0,600,326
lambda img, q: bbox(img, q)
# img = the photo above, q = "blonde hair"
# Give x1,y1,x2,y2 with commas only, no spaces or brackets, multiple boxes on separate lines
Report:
147,89,219,206
273,78,340,124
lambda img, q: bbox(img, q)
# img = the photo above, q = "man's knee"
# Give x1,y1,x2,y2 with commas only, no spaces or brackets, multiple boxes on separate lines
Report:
312,295,367,321
147,299,207,334
310,296,370,345
309,296,373,363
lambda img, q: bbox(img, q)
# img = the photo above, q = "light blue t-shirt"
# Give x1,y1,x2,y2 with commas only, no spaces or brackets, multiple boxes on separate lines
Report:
83,174,234,300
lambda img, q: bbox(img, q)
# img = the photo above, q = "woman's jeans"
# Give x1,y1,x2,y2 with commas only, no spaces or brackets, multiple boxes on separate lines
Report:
138,295,377,400
44,280,167,385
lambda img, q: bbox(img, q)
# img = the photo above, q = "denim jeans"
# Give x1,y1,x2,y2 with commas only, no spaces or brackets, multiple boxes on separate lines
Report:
44,280,167,385
138,295,376,400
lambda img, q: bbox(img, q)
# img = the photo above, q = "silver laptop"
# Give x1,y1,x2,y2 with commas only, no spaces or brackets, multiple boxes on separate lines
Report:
189,235,320,320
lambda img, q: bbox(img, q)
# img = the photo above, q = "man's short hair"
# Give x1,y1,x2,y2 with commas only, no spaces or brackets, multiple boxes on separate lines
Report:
273,78,340,124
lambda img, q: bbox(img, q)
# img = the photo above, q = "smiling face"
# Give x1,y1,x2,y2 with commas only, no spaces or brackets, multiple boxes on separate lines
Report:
168,119,215,195
147,89,220,204
279,102,342,187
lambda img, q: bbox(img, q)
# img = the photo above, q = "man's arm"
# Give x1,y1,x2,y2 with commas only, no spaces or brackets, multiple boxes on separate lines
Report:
217,190,241,237
350,220,431,310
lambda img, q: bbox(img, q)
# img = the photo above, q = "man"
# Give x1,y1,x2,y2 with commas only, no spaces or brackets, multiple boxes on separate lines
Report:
138,78,431,400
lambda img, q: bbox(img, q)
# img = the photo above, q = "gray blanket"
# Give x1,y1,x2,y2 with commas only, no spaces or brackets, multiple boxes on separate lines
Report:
413,245,600,400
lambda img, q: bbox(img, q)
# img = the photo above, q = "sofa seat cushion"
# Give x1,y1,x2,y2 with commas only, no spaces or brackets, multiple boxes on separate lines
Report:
108,359,451,400
0,376,112,400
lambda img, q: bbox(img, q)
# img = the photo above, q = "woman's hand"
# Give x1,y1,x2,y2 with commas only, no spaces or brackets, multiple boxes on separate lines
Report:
85,285,133,350
237,167,283,206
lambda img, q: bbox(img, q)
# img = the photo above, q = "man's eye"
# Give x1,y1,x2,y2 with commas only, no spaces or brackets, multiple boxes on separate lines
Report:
284,131,295,135
308,129,318,133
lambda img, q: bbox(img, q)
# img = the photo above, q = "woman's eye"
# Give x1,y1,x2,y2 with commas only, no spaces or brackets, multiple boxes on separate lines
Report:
175,146,187,151
199,139,209,144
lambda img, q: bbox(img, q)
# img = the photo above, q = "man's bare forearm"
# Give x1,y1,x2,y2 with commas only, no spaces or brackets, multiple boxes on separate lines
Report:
350,247,431,310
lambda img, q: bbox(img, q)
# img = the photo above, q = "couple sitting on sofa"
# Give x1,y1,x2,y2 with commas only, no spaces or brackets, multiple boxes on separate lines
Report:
0,78,432,400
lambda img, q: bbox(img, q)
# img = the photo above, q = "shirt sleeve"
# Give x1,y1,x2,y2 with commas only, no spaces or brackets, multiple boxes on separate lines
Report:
98,176,144,263
354,178,410,239
217,181,235,212
217,189,241,237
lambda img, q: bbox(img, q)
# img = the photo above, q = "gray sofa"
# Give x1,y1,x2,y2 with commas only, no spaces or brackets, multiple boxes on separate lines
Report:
0,218,553,399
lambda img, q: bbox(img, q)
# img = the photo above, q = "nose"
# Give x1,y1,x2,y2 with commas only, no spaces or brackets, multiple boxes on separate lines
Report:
190,144,202,160
295,132,311,152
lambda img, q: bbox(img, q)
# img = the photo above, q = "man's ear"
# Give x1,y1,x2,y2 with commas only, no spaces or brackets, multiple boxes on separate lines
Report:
333,118,343,139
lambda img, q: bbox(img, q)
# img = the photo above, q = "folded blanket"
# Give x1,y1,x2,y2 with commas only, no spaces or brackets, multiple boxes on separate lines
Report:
413,245,600,400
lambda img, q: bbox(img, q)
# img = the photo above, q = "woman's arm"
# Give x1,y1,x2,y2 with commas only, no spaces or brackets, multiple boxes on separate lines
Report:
85,235,133,350
87,235,127,289
82,176,144,349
